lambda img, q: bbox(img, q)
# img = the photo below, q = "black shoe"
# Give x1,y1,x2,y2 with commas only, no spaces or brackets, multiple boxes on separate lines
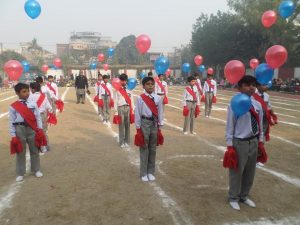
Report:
81,102,85,104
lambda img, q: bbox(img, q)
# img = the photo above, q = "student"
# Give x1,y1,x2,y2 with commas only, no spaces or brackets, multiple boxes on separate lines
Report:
47,75,59,110
154,74,168,118
9,83,47,182
113,74,134,148
202,73,217,117
224,75,267,211
98,75,113,124
194,73,203,96
182,76,201,135
94,73,103,114
134,77,164,181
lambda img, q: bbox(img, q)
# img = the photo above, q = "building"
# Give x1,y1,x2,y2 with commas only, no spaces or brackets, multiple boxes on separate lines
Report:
56,44,69,57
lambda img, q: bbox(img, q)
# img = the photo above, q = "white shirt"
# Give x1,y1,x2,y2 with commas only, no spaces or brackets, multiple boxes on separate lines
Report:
255,89,272,109
94,80,103,95
47,82,59,99
28,92,53,113
135,92,163,128
98,82,113,99
182,85,200,106
196,78,202,93
155,80,168,96
113,86,135,112
203,79,217,96
225,95,264,146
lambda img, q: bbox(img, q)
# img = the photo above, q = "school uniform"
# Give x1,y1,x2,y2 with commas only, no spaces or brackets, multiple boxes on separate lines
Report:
182,85,200,133
135,92,163,177
195,78,203,95
46,82,59,112
155,80,168,115
98,82,113,122
9,99,43,176
113,86,134,145
203,79,217,117
225,95,264,202
94,81,103,114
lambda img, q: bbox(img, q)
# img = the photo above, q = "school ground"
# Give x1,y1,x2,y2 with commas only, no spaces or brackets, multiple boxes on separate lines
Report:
0,86,300,225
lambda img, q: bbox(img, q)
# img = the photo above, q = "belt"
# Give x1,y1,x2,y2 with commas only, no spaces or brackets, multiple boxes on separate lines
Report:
13,122,28,126
101,94,109,96
186,100,196,103
142,116,155,121
119,104,129,107
235,135,258,141
206,91,213,93
157,93,165,96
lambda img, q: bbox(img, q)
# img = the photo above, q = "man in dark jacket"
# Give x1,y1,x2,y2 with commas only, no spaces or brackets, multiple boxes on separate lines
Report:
75,70,89,104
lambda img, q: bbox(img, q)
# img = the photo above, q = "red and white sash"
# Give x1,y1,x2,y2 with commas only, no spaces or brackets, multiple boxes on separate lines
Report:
47,83,56,95
36,93,46,108
140,94,158,117
155,80,165,94
101,83,111,96
206,79,215,90
185,87,197,101
11,101,38,131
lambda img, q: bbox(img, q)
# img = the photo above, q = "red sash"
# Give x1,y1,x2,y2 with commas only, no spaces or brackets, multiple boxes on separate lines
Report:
37,93,46,108
206,79,215,89
118,87,134,123
186,87,197,101
11,101,38,131
96,81,101,86
195,82,202,95
155,80,165,94
140,94,158,117
101,83,111,96
47,83,56,95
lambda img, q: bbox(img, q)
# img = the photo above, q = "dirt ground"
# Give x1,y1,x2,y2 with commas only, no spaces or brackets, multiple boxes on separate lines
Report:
0,85,299,225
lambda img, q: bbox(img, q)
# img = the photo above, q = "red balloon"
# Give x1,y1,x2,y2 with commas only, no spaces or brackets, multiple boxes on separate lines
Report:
41,64,49,72
53,58,62,68
224,60,246,84
249,58,259,70
135,34,151,54
103,64,109,71
207,68,214,75
112,78,121,90
97,53,105,62
261,10,277,28
165,68,171,76
4,60,23,81
194,55,203,66
265,45,288,69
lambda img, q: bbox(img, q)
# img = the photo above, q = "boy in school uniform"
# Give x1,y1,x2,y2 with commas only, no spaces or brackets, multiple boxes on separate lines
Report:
46,75,59,112
194,73,203,97
28,82,53,152
182,76,201,135
94,73,103,115
134,77,164,182
154,74,168,119
202,73,217,118
224,75,267,211
98,75,114,124
113,74,134,148
9,83,47,182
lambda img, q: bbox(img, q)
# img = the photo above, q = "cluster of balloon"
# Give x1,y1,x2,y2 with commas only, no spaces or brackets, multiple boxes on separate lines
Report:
135,34,151,54
41,64,49,73
224,60,245,84
249,58,260,70
165,68,171,77
21,61,30,73
194,55,203,66
90,62,97,70
4,60,24,81
265,45,288,69
261,10,277,28
24,0,41,19
198,65,205,73
107,48,114,57
278,0,295,19
182,63,191,74
154,56,169,75
112,78,121,90
103,64,109,71
53,58,62,68
97,53,105,62
207,67,214,75
255,63,274,85
127,78,138,90
139,71,146,79
231,93,252,117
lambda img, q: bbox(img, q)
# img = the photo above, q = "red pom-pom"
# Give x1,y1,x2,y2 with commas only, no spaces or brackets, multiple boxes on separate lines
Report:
223,146,238,170
163,96,168,105
201,95,205,102
195,105,200,118
47,112,57,125
10,137,23,155
183,106,189,117
35,129,47,148
98,99,104,107
130,113,135,124
134,129,145,147
113,115,122,124
93,95,99,102
257,142,268,164
212,96,217,103
55,99,64,113
157,129,164,146
109,99,114,108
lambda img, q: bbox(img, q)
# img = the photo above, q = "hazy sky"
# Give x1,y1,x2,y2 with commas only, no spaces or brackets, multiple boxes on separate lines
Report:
0,0,229,54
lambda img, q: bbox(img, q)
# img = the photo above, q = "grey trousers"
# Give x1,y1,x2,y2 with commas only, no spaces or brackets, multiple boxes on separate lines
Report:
228,137,258,202
100,96,110,121
40,112,50,149
183,101,196,133
158,95,165,117
118,105,130,145
76,88,86,103
140,119,158,177
205,92,214,116
15,125,40,176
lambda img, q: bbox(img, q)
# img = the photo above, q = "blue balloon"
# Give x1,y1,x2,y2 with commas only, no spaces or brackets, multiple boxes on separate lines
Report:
182,63,191,73
198,65,205,73
255,63,274,85
231,93,252,117
90,62,97,69
24,0,41,19
127,78,137,90
107,48,114,57
154,56,169,75
21,61,30,73
140,72,146,79
278,1,295,19
267,80,273,88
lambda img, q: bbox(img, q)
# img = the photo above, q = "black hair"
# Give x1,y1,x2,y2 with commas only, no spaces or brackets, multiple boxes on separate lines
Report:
102,75,109,79
36,76,44,84
158,74,164,77
142,77,154,86
237,75,257,87
187,76,196,82
30,82,41,92
48,75,54,79
194,72,199,77
14,83,29,93
98,73,102,77
119,73,128,81
148,71,153,77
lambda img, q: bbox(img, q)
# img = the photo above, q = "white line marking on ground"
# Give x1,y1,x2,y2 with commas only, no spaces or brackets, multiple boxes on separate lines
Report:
0,112,9,119
87,94,194,225
0,87,70,221
0,95,16,102
0,91,13,96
